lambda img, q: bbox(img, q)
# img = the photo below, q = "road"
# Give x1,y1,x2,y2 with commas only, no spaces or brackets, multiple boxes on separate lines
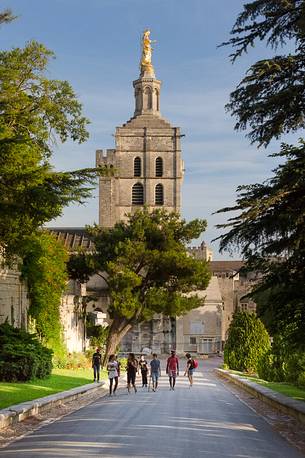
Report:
1,358,303,458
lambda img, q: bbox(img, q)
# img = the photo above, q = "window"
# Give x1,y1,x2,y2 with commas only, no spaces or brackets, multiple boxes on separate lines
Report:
190,337,197,345
134,157,141,177
132,183,144,205
143,87,152,109
155,157,163,177
155,183,164,205
190,321,204,335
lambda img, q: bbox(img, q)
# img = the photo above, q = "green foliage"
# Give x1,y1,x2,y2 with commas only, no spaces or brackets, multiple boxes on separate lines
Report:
21,231,68,354
86,322,109,351
222,0,305,146
118,357,127,372
68,209,211,358
53,352,91,369
0,321,53,382
0,40,110,257
257,335,305,388
215,141,305,348
224,311,270,373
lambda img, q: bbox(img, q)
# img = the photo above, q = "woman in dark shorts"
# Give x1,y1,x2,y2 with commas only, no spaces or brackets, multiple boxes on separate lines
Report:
127,353,138,393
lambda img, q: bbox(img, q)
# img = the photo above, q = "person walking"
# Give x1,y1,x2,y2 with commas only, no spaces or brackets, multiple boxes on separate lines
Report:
149,353,161,392
184,353,195,388
166,350,179,390
127,353,138,393
92,348,102,382
107,354,119,396
139,355,149,388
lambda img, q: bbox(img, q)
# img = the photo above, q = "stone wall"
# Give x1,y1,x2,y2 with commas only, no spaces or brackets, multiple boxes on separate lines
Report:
0,267,29,329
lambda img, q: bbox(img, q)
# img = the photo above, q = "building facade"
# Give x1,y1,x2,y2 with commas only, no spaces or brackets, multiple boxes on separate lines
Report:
96,33,184,227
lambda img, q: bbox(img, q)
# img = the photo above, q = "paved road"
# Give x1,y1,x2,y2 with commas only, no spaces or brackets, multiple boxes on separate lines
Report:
1,358,303,458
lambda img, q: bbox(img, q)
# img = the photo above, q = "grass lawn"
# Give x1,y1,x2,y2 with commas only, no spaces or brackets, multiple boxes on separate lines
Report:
229,370,305,402
0,368,108,410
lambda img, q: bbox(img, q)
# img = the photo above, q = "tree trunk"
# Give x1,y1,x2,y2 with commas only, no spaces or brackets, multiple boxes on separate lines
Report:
102,318,132,366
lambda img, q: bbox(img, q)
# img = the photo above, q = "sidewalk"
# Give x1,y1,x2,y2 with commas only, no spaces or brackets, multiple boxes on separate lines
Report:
215,368,305,426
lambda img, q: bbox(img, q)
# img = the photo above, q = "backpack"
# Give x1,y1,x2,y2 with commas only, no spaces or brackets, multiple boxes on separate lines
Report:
192,359,198,369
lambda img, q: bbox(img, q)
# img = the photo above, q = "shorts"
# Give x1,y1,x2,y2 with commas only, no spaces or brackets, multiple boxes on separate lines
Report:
127,371,136,385
151,372,159,383
168,370,177,378
188,369,194,376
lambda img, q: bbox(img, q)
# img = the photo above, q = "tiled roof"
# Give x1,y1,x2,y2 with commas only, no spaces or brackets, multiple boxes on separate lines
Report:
209,260,244,272
48,228,94,251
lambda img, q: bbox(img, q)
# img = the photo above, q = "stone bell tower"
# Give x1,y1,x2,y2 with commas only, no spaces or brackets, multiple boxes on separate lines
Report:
96,30,184,228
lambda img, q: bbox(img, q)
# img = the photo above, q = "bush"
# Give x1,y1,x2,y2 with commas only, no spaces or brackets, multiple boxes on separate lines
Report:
53,351,91,369
0,322,53,381
257,334,305,386
297,372,305,388
224,311,270,373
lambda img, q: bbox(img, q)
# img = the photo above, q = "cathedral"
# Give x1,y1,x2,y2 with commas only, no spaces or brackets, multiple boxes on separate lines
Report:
0,31,256,356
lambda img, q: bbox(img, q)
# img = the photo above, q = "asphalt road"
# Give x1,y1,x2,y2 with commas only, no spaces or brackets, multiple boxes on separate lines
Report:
1,358,303,458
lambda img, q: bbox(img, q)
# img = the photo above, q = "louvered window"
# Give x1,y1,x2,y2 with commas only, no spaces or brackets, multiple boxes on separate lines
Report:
134,157,141,177
155,157,163,177
132,183,144,205
155,184,164,205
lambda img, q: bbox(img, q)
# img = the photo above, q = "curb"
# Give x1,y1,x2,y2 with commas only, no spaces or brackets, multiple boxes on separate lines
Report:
0,381,107,430
215,368,305,425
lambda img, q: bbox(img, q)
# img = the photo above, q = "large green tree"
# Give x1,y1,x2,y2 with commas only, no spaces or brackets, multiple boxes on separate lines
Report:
215,141,305,347
68,209,211,362
223,0,305,146
0,40,107,257
216,1,305,348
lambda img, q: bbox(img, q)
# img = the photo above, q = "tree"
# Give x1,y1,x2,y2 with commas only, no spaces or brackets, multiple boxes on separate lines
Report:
0,41,108,257
224,311,270,373
68,209,211,363
222,0,305,146
215,1,305,349
21,231,69,355
215,141,305,347
0,9,16,25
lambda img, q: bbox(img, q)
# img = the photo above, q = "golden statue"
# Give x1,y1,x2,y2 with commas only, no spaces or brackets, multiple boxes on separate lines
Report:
140,29,155,76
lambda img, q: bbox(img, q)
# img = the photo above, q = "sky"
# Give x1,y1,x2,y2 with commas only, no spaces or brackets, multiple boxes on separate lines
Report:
1,0,292,259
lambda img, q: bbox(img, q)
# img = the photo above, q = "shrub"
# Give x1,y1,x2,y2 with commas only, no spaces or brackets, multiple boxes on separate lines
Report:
0,322,52,381
53,351,91,369
257,334,305,385
297,372,305,388
224,311,270,373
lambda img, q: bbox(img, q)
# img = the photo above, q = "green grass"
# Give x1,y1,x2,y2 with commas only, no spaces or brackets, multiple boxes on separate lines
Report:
0,368,107,410
229,370,305,402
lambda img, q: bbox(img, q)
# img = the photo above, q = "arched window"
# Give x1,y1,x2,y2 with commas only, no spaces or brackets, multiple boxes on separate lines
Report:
155,157,163,177
132,183,144,205
155,184,164,205
134,157,141,177
143,87,152,110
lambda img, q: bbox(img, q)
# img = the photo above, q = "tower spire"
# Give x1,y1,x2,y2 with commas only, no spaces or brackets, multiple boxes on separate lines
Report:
133,29,161,116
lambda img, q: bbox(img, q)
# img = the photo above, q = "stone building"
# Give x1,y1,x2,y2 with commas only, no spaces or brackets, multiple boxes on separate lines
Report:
0,261,29,329
96,33,184,227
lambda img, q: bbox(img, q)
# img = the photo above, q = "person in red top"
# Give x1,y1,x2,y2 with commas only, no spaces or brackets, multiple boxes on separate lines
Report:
166,350,179,390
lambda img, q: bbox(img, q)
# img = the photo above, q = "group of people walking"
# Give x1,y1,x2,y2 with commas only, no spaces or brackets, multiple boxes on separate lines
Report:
92,349,198,396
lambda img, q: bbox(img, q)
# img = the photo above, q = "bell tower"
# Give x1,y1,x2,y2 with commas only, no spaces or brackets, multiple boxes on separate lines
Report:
96,30,184,228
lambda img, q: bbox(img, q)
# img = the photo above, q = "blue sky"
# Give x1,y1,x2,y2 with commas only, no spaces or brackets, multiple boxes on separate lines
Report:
2,0,292,259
